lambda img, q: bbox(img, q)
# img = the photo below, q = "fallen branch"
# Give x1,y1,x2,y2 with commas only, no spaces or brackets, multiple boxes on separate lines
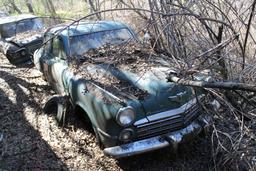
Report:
167,74,256,92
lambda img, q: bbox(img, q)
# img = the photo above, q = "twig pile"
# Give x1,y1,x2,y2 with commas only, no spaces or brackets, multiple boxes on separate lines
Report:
70,43,160,100
10,30,43,42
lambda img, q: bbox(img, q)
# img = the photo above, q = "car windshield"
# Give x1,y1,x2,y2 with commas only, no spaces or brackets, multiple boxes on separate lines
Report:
69,28,134,56
0,18,43,38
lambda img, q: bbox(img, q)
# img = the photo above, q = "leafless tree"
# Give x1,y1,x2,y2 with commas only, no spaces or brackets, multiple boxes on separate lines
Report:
25,0,34,14
9,0,22,14
42,0,56,16
86,0,101,20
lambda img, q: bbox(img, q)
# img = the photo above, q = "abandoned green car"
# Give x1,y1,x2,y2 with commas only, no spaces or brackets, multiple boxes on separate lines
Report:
33,21,212,158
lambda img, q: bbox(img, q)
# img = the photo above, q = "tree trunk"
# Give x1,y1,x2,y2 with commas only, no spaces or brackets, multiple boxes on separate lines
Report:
216,25,228,79
42,0,56,16
10,0,22,14
25,0,34,14
42,0,60,23
47,0,56,15
242,0,256,70
87,0,101,20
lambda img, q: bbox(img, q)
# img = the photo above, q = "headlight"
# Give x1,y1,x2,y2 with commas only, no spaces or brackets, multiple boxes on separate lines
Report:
116,106,136,126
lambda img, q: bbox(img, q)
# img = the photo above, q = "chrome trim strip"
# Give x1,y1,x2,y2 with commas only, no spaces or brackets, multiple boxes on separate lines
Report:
134,95,204,126
136,114,182,128
133,118,148,125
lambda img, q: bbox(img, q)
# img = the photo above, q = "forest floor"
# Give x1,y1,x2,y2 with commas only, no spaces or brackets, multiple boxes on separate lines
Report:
0,54,214,170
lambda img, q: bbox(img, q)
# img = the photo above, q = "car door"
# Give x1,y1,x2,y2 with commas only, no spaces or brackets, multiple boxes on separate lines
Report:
37,34,54,82
42,35,68,95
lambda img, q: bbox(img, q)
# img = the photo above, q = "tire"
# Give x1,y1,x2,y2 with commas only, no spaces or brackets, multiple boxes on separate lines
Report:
43,95,69,126
56,98,68,126
43,96,58,114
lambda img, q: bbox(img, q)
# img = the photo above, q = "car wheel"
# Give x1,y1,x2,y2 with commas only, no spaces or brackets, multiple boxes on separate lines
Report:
43,95,69,126
56,97,69,126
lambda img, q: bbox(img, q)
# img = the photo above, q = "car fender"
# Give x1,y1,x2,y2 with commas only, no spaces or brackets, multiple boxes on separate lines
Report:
33,49,42,71
69,77,123,133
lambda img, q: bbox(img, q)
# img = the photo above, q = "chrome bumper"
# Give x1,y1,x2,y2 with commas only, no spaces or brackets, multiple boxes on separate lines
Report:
103,115,212,158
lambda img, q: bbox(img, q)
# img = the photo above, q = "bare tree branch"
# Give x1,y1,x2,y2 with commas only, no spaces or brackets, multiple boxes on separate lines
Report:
242,0,256,69
167,74,256,92
10,0,22,14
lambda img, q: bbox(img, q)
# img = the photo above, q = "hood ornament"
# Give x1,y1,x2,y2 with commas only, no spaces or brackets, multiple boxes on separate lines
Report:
168,91,187,103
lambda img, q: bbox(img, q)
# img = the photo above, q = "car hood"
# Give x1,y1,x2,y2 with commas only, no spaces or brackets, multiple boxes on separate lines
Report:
78,61,194,119
6,31,43,47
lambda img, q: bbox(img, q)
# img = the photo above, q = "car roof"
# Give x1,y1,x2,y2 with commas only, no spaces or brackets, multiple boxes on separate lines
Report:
48,20,129,37
0,14,37,25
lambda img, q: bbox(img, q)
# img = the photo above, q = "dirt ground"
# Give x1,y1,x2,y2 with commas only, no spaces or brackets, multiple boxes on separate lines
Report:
0,54,214,171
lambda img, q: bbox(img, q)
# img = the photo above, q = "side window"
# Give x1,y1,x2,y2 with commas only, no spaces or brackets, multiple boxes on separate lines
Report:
1,23,15,38
16,19,33,34
52,36,67,59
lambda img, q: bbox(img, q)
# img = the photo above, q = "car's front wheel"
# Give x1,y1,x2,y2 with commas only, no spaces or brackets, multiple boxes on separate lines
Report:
43,95,69,126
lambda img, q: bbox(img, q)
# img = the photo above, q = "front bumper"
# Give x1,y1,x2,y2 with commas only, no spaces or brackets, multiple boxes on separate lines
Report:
6,49,31,65
103,114,212,158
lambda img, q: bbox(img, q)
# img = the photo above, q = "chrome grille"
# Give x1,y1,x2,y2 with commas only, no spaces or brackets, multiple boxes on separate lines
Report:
135,104,201,140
